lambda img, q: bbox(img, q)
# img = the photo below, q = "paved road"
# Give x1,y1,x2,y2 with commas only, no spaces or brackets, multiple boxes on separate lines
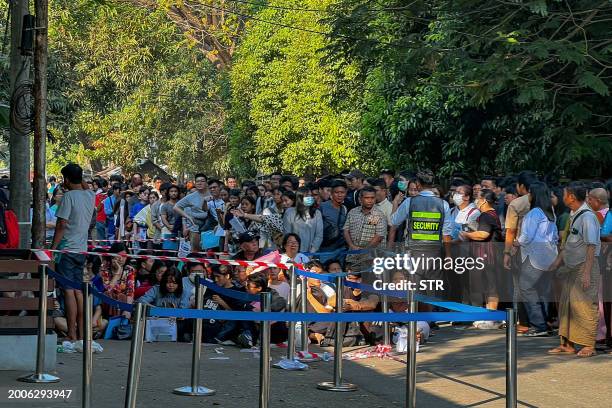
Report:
1,326,611,407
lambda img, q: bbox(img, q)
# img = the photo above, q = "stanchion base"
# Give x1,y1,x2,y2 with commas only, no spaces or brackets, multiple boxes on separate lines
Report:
316,381,358,392
17,373,60,383
172,386,216,396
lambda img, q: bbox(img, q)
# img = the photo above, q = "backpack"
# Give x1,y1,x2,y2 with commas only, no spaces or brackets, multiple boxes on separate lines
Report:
113,317,133,340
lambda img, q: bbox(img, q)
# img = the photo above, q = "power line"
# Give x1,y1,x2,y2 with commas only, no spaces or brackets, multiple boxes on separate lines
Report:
190,2,395,45
186,1,612,54
189,2,503,47
202,0,612,15
219,0,418,13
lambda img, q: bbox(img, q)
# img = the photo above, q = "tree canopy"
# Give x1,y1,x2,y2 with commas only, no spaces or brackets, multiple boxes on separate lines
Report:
325,0,612,178
1,0,611,179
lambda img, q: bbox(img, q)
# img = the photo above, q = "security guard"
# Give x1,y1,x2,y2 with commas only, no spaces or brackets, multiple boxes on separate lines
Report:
390,169,452,299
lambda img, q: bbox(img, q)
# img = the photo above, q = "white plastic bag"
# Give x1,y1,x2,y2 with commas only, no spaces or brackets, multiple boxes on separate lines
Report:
394,326,408,353
178,237,192,257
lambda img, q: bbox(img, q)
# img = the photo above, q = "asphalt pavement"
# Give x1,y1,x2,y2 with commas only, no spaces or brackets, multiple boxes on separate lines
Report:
1,325,611,408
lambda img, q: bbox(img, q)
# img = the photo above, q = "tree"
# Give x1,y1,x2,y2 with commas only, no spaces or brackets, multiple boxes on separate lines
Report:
227,0,371,177
326,0,612,178
46,0,229,175
117,0,252,70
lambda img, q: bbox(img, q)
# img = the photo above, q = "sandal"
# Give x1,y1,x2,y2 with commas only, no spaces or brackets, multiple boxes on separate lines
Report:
517,325,529,334
576,347,596,358
547,346,575,354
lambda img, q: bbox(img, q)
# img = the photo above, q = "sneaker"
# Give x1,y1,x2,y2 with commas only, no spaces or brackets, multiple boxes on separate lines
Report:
236,332,253,349
521,329,551,337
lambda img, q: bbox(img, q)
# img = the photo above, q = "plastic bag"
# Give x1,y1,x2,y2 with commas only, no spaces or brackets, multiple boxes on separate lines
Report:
177,238,192,257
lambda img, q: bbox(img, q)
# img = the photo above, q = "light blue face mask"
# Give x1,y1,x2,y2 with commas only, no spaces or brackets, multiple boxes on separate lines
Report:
398,181,408,192
303,196,316,207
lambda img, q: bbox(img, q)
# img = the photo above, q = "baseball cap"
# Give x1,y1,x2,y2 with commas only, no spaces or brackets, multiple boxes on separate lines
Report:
238,231,260,244
344,169,365,180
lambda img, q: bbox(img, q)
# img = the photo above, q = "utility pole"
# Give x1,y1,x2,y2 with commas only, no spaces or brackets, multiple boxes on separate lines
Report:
32,0,48,249
8,0,32,248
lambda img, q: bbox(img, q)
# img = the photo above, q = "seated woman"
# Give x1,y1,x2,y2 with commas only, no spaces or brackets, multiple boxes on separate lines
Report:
343,271,380,345
267,267,290,301
296,261,335,345
280,233,310,265
137,267,190,308
99,243,135,321
235,272,287,348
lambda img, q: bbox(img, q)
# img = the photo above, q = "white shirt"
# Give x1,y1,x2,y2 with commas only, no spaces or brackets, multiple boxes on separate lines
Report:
452,203,480,240
375,198,393,226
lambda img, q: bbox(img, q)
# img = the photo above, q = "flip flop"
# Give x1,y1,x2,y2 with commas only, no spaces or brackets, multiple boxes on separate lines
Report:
576,348,596,358
547,347,575,355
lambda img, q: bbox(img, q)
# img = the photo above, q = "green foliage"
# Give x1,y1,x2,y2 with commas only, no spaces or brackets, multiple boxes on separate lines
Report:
227,0,372,177
47,0,228,176
326,0,612,178
3,0,611,180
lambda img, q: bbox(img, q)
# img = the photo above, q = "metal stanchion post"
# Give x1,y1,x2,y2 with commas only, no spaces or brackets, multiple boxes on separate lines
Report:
286,265,297,362
124,303,147,408
506,308,517,408
18,264,60,383
298,274,317,362
406,286,417,408
82,281,93,408
382,269,390,345
173,274,215,396
317,274,357,392
259,292,272,408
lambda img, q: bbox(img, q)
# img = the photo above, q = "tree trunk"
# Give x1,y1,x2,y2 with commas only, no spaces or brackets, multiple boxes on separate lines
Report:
9,0,32,249
32,0,49,249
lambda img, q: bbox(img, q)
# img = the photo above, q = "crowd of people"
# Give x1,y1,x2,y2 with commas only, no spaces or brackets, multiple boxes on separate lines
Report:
35,163,612,357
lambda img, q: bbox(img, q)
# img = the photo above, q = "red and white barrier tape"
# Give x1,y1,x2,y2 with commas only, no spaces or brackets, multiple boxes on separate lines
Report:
45,249,290,269
87,245,232,257
87,237,181,243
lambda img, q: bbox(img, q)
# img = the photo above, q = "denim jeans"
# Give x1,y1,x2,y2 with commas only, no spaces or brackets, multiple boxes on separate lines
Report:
519,259,551,332
106,219,116,240
95,221,106,242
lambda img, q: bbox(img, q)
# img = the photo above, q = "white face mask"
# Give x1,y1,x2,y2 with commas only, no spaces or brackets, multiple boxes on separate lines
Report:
452,193,464,207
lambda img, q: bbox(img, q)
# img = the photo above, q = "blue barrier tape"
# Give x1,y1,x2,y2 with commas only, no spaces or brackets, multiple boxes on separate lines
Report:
148,307,507,322
47,268,82,290
48,264,503,321
343,281,497,314
196,276,259,302
48,268,134,311
294,268,338,283
90,288,134,312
